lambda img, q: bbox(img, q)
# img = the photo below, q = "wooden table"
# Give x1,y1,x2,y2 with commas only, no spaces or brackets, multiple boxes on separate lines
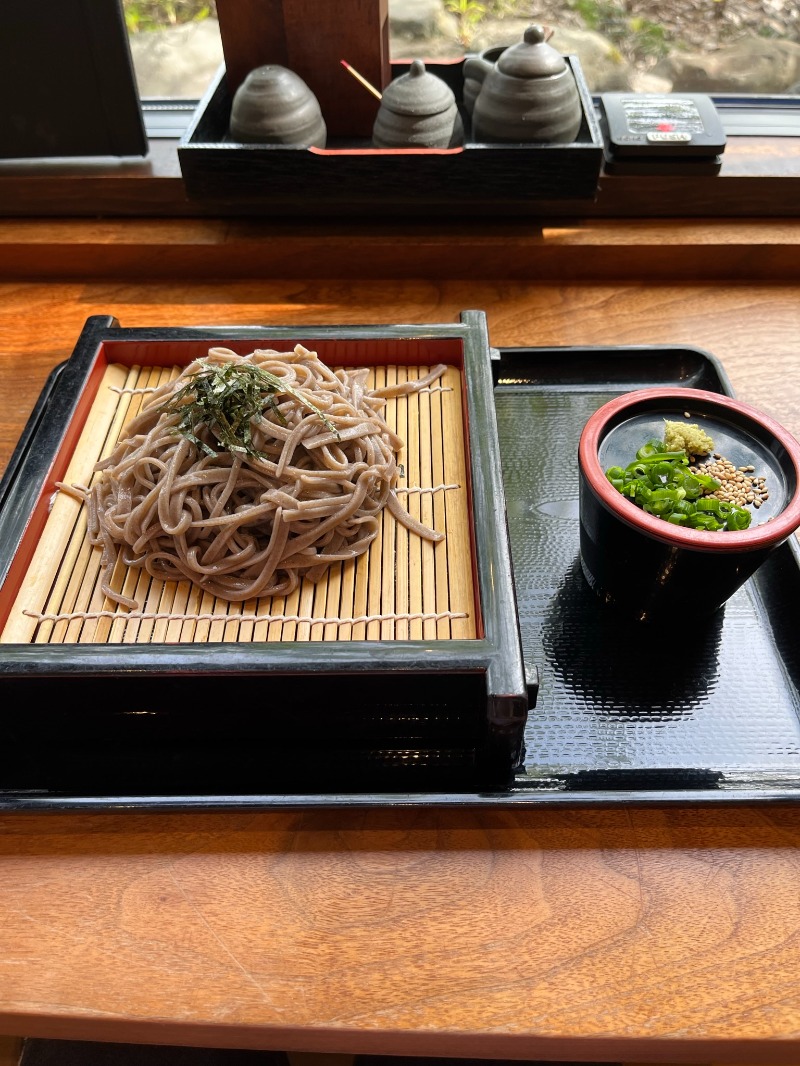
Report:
1,220,800,1065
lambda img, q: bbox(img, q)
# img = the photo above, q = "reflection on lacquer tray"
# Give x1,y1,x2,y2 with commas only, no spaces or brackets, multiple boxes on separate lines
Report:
541,555,725,717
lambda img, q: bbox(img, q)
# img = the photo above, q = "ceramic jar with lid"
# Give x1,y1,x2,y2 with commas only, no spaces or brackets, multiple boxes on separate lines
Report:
465,25,582,144
372,59,464,149
229,64,327,148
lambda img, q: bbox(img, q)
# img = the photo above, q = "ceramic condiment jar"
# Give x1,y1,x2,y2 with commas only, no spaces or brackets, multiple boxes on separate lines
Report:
229,64,327,148
372,59,464,149
464,25,582,144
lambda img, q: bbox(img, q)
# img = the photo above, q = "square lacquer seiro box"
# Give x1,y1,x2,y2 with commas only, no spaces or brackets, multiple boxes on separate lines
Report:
0,311,533,803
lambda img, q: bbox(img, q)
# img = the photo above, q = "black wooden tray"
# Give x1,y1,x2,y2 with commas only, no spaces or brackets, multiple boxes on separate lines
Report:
2,340,799,810
494,344,800,806
177,59,603,218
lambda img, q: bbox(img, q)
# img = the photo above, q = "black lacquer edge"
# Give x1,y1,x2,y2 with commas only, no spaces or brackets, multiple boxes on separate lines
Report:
3,779,800,813
0,315,118,590
0,363,64,514
460,313,532,745
492,341,735,394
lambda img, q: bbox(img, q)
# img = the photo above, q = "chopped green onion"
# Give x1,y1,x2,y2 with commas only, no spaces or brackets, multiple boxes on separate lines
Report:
689,513,723,531
636,438,667,460
604,438,756,534
630,450,688,465
696,497,722,514
726,507,752,531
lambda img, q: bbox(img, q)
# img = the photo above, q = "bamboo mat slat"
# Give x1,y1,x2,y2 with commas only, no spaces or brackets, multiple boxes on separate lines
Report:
1,360,478,645
442,367,476,640
406,366,423,642
430,370,450,641
396,367,411,642
380,364,397,642
420,372,437,641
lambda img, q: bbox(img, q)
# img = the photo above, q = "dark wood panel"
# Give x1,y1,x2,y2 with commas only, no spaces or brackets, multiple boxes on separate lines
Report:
1,218,799,282
0,1,146,159
215,0,390,137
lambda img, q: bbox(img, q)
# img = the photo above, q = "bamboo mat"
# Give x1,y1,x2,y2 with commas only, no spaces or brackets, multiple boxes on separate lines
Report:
2,362,476,645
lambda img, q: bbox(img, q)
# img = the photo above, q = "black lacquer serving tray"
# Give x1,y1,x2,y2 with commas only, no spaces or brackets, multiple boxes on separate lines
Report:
496,345,800,805
2,330,800,811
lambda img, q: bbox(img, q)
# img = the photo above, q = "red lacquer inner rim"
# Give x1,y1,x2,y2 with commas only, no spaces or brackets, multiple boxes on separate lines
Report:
579,387,800,553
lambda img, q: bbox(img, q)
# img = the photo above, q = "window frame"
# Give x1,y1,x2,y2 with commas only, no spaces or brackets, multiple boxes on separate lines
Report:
0,0,798,221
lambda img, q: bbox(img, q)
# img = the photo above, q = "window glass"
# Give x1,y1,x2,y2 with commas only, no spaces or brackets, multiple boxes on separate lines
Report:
124,0,222,98
390,0,800,95
124,0,799,99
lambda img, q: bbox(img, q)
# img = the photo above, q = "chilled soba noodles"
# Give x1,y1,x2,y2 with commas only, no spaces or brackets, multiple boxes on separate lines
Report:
85,345,447,610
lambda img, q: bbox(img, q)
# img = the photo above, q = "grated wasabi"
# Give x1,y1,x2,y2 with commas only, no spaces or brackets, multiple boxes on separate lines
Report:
663,419,714,456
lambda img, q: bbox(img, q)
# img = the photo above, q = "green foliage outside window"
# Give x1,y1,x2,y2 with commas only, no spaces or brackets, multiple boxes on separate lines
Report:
568,0,669,59
444,0,487,47
445,0,670,57
123,0,216,33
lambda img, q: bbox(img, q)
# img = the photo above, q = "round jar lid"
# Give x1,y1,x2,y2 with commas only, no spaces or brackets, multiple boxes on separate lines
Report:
381,59,456,116
496,25,567,78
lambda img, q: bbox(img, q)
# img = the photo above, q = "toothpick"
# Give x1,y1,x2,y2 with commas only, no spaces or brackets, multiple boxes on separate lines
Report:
340,59,382,101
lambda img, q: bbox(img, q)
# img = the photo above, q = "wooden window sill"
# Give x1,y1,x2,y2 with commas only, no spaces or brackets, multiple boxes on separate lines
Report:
0,134,798,224
1,215,799,283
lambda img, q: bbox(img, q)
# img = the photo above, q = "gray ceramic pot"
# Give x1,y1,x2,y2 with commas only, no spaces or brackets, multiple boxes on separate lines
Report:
465,25,582,144
372,60,464,149
229,64,327,148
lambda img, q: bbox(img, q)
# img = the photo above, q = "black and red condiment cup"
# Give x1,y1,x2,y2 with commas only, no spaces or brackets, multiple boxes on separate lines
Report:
578,387,800,623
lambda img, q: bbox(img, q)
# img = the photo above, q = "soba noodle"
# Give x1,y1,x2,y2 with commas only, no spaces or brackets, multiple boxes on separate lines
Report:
85,345,448,610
